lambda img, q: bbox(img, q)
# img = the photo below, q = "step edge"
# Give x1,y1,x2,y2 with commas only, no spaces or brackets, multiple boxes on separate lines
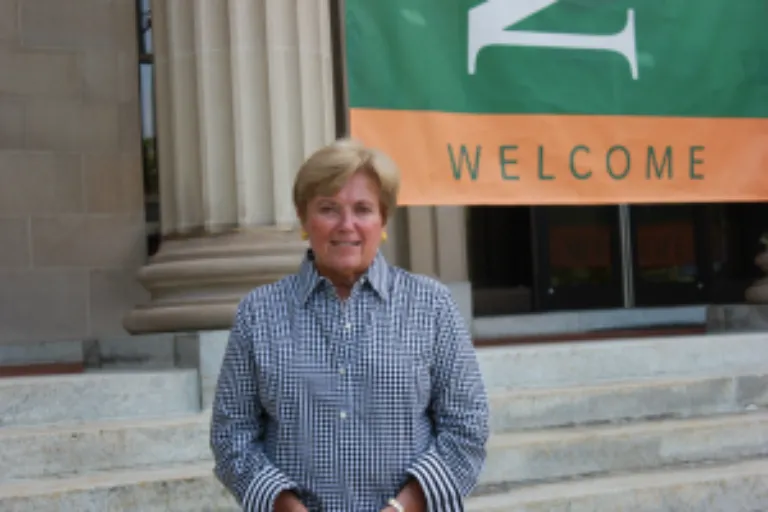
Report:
0,412,210,437
487,367,768,393
489,410,768,447
468,457,768,506
0,461,216,499
475,331,768,355
0,368,198,387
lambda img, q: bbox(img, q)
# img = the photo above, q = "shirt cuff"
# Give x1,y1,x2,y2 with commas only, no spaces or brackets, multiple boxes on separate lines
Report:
241,464,298,512
407,448,463,512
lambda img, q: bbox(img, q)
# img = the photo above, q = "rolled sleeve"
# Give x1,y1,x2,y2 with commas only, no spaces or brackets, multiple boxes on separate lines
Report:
242,465,297,511
408,287,490,512
407,446,464,511
210,296,298,511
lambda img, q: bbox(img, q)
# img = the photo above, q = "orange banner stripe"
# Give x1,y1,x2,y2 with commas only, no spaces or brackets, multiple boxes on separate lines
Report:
350,109,768,206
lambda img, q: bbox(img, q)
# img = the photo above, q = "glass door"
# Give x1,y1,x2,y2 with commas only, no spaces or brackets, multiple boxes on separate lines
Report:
532,206,623,311
630,204,712,306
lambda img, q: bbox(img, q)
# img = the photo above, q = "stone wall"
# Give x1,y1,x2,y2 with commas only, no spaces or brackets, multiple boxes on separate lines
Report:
0,0,147,344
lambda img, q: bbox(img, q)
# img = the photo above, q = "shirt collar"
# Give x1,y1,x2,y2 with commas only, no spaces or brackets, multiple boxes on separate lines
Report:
297,249,390,304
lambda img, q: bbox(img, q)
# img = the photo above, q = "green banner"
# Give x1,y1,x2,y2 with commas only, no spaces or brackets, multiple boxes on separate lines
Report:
346,1,768,205
347,0,768,117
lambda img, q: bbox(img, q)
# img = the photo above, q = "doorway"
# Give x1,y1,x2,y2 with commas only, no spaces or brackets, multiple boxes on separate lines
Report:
468,203,767,317
468,206,534,315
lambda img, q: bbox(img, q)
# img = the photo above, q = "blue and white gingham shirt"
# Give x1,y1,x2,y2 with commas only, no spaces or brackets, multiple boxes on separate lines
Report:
210,250,489,512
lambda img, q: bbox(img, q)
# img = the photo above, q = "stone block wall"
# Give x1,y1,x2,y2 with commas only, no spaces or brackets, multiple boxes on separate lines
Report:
0,0,148,344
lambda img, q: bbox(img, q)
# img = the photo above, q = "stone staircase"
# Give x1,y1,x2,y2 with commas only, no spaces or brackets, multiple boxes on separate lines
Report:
0,368,234,511
0,332,766,511
469,332,768,511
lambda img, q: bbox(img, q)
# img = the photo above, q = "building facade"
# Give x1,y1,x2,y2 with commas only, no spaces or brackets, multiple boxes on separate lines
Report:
1,0,767,357
0,0,149,347
0,0,476,352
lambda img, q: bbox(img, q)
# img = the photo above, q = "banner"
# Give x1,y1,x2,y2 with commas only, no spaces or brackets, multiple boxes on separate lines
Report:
346,0,768,205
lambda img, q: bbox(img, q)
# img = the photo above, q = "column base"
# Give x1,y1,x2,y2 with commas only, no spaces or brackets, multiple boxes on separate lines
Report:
124,228,307,334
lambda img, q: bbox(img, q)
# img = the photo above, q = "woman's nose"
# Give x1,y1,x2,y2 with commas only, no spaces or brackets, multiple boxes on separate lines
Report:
337,210,354,229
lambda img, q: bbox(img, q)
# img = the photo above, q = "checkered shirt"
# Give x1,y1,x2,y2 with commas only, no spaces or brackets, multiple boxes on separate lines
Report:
210,250,489,511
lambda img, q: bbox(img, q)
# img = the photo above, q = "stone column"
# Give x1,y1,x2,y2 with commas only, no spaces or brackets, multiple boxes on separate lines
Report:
383,206,473,328
124,0,335,333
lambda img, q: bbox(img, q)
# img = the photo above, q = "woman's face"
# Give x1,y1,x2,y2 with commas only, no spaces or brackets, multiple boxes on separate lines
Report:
302,171,385,284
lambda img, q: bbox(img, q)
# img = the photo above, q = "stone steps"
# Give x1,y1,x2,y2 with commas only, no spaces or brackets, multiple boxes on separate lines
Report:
1,332,767,510
2,405,766,507
0,369,200,426
4,370,764,481
6,402,765,485
477,332,768,390
489,371,768,432
482,410,768,486
2,341,765,429
0,366,768,482
0,462,237,512
0,414,211,480
467,458,768,512
2,453,767,511
473,333,768,509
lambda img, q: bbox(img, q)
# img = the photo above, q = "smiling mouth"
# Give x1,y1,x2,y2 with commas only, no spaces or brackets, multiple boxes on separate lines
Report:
331,241,362,247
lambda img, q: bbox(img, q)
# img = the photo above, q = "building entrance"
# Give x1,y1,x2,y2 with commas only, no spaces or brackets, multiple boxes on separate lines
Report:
469,203,768,317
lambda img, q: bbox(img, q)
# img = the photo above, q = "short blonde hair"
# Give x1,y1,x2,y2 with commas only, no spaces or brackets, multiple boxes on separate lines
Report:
293,138,400,220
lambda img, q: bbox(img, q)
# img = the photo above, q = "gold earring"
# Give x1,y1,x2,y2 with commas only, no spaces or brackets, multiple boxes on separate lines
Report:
301,230,309,241
381,231,388,242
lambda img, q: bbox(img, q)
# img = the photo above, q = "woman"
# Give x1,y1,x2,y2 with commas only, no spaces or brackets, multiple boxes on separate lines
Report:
210,139,489,512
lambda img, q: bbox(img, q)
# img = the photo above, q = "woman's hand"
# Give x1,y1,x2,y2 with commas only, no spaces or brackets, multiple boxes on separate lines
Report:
274,490,308,512
379,479,427,512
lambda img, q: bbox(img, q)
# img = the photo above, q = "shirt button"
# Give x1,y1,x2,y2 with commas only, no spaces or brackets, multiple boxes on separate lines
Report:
340,411,347,419
339,367,346,375
344,322,351,330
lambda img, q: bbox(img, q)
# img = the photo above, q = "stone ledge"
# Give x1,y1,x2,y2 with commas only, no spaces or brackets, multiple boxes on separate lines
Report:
0,340,83,366
0,362,83,378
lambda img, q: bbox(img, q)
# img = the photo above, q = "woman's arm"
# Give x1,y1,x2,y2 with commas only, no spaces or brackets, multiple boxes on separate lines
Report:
210,296,302,512
405,287,490,512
